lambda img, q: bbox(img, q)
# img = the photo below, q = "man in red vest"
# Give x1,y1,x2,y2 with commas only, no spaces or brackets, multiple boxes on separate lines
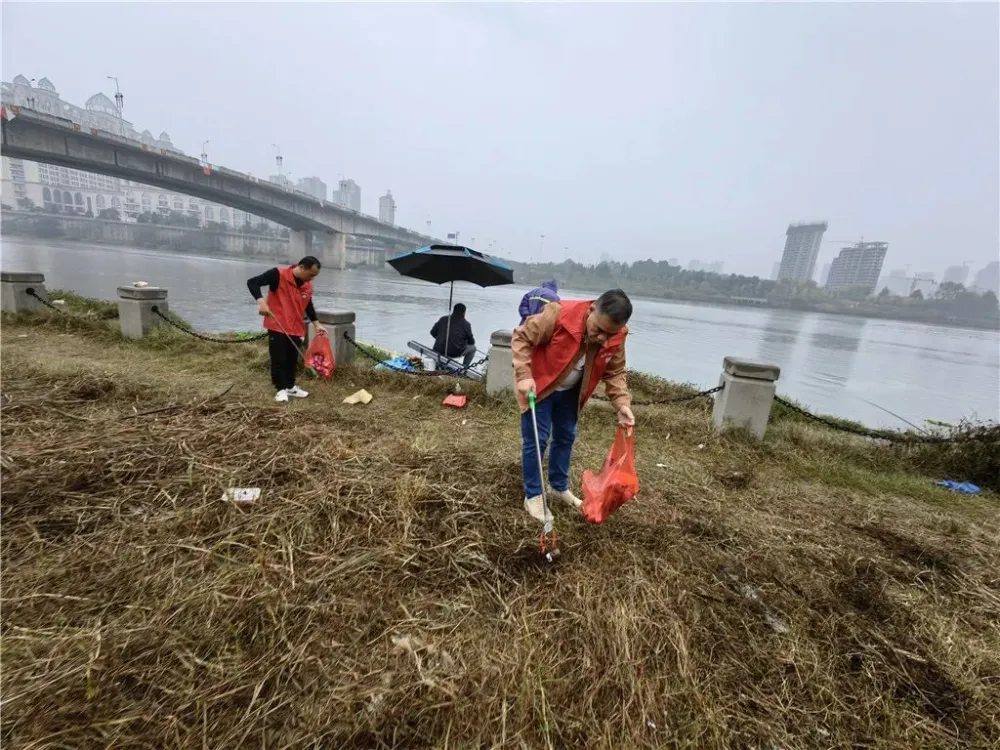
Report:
247,256,325,402
512,289,635,521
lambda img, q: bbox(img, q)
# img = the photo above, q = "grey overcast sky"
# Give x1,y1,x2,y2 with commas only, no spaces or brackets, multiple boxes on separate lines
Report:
2,1,998,276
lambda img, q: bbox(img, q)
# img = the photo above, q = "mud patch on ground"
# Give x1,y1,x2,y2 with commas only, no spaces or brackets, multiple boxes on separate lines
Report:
835,558,897,623
854,524,962,576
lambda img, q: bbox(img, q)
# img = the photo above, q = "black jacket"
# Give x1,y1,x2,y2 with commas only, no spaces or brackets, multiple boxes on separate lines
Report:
431,314,475,358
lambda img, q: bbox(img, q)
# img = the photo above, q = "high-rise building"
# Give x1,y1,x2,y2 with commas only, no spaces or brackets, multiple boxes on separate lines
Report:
687,260,700,272
777,221,828,282
818,262,832,286
911,272,938,298
706,261,724,274
297,176,327,201
668,258,679,267
825,241,889,294
771,261,781,280
378,190,396,225
268,174,293,189
875,269,910,297
942,264,970,285
972,261,999,294
332,179,361,212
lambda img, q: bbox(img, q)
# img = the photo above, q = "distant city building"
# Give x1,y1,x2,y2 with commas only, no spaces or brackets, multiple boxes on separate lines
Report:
687,260,700,272
297,176,327,201
378,190,396,225
0,75,278,230
268,174,293,189
942,264,970,285
818,262,831,286
877,269,912,297
972,261,999,294
825,241,889,294
771,261,781,280
332,179,361,212
911,272,938,298
777,221,828,282
704,261,724,274
668,258,679,266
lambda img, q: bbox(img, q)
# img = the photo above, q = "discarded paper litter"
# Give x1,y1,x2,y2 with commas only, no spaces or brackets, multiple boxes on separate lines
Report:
221,487,261,504
343,389,373,405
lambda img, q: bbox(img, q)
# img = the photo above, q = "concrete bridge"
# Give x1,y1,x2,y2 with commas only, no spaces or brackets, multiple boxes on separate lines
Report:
1,107,437,268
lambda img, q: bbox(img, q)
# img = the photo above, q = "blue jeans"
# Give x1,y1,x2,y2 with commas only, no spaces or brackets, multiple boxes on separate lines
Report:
521,385,580,498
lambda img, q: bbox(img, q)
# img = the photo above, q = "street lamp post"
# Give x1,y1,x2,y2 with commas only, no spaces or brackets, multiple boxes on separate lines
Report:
201,141,210,165
271,144,283,179
107,76,125,136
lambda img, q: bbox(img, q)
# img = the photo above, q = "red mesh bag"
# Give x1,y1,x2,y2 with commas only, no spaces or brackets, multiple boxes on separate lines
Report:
305,331,335,379
582,428,639,524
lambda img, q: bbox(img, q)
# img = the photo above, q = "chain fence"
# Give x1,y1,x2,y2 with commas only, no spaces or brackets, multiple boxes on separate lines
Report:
591,383,725,406
25,289,269,345
343,333,487,378
150,306,269,344
18,291,996,446
771,395,972,445
25,288,67,314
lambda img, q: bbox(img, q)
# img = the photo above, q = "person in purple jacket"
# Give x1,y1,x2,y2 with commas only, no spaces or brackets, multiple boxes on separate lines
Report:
518,280,559,325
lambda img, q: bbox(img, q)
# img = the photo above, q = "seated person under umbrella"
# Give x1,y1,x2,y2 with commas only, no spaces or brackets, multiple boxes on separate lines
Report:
431,303,477,368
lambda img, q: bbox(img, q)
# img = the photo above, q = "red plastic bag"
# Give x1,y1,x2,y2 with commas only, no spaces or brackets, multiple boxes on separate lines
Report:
582,428,639,524
305,331,335,379
442,394,468,408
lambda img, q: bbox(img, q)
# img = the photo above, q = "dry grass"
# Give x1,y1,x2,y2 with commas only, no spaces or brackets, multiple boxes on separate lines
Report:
1,310,999,749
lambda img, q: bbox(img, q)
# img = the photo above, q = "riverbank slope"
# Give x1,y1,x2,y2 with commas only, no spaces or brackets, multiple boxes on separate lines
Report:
2,304,998,749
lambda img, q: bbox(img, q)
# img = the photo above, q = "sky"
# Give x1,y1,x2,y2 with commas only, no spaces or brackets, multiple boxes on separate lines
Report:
2,1,998,277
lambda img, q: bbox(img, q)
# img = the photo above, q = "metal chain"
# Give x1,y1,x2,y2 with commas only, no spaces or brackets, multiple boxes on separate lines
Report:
150,306,269,344
772,395,966,444
343,333,458,376
591,383,724,406
21,288,991,445
25,287,66,313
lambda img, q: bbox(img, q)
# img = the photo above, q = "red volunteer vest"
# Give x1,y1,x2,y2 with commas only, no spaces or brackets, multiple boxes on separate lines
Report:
263,266,313,338
530,300,628,408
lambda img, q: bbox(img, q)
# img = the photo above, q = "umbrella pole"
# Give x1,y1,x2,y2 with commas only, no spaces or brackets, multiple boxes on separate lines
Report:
443,281,454,368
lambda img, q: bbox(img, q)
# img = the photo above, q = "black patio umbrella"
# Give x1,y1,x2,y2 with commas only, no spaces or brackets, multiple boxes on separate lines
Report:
387,244,515,364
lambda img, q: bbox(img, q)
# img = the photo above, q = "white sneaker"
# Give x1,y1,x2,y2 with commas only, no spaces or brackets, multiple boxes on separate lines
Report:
286,386,309,398
523,495,552,524
550,488,583,511
274,389,289,403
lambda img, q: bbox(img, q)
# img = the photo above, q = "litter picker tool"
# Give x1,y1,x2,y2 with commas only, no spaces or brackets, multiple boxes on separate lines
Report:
528,391,560,562
267,313,318,378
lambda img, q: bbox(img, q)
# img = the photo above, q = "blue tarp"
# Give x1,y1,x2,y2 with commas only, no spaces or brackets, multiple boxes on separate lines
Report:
935,480,981,495
376,356,421,373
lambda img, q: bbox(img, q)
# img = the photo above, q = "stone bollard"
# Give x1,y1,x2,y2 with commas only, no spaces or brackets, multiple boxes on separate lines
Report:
117,285,169,339
312,310,356,367
1,271,48,312
485,329,514,396
712,357,781,439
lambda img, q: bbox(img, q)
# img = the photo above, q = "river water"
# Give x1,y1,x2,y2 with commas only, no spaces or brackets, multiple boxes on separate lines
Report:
3,238,998,429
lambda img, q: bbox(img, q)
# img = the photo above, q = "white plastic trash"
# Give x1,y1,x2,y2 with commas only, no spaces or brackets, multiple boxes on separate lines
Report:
221,487,261,504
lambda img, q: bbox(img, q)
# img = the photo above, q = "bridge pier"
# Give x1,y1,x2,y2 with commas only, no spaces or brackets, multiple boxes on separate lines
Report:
321,231,347,271
289,230,311,264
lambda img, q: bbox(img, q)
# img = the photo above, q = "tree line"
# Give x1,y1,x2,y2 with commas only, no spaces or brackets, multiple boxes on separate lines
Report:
508,258,999,328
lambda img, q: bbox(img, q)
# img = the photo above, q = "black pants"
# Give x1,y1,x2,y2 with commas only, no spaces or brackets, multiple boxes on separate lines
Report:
268,331,301,390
